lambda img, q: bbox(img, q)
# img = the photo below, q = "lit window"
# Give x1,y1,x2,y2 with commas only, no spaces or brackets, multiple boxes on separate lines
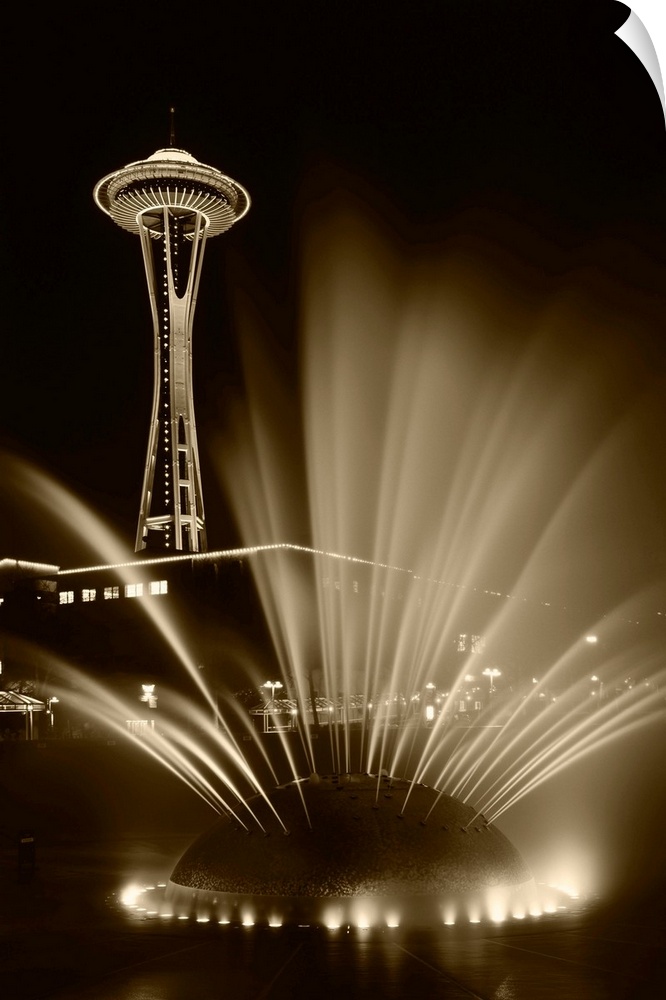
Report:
125,583,144,598
149,580,168,595
471,635,485,654
457,634,467,652
126,719,155,736
59,590,74,605
353,581,359,593
82,589,97,603
104,586,120,600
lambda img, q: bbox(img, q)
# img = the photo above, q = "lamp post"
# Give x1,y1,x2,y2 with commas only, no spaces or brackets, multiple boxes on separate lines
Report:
47,696,59,730
262,681,284,733
482,668,501,696
424,682,436,725
263,680,283,707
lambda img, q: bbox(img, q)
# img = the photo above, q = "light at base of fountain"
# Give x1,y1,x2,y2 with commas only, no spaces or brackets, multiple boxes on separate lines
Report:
116,878,577,931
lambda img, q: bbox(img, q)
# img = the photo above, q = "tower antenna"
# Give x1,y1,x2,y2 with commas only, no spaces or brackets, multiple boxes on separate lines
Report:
169,107,176,147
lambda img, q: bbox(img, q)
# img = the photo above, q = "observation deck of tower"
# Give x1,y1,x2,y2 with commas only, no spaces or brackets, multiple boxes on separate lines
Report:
94,142,249,553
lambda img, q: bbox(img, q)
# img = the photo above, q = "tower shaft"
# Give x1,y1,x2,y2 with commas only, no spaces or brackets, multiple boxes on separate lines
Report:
136,207,207,552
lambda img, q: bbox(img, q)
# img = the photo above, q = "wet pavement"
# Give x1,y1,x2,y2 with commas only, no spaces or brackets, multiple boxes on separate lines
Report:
1,836,663,999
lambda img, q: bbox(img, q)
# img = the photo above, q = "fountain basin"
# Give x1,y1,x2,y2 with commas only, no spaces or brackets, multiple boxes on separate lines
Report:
167,773,538,926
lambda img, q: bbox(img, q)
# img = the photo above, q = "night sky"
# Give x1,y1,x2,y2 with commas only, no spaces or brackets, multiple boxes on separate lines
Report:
1,0,665,616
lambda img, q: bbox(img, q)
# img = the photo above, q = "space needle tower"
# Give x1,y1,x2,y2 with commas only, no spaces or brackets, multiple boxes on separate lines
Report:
94,125,249,553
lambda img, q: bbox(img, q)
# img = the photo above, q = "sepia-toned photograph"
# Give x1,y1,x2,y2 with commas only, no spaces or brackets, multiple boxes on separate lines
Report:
1,2,664,997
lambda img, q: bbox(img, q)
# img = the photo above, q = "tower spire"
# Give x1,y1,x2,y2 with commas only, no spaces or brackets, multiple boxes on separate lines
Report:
169,106,176,147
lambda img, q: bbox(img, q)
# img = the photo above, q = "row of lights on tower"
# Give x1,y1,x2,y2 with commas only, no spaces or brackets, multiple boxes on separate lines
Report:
161,238,172,544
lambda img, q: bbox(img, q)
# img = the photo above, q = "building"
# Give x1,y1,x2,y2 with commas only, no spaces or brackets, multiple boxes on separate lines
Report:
94,139,249,553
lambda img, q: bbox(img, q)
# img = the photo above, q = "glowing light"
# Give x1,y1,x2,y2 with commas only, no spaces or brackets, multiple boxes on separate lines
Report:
323,905,344,930
488,900,508,923
120,884,144,907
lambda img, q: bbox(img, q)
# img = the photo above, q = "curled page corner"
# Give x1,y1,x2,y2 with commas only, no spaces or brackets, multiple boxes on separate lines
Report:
615,1,666,128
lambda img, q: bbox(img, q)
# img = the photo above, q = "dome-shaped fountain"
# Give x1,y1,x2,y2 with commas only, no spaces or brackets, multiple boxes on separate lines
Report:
166,773,537,927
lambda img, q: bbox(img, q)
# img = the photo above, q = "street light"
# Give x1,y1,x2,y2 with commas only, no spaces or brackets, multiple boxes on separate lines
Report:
482,668,501,694
263,680,283,706
423,682,437,725
47,696,59,729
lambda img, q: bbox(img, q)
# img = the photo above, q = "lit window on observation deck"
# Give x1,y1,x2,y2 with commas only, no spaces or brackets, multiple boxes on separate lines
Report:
82,589,96,603
125,583,144,598
59,590,74,605
149,580,168,595
104,586,120,600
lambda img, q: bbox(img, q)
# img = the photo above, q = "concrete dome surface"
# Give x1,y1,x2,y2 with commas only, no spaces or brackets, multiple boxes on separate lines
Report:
166,774,535,927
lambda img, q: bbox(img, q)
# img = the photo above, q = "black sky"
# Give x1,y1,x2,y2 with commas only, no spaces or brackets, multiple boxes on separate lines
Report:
1,0,665,580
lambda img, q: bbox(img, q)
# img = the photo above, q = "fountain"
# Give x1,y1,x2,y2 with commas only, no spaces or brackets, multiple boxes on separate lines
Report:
167,774,537,929
2,181,664,931
165,192,664,926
